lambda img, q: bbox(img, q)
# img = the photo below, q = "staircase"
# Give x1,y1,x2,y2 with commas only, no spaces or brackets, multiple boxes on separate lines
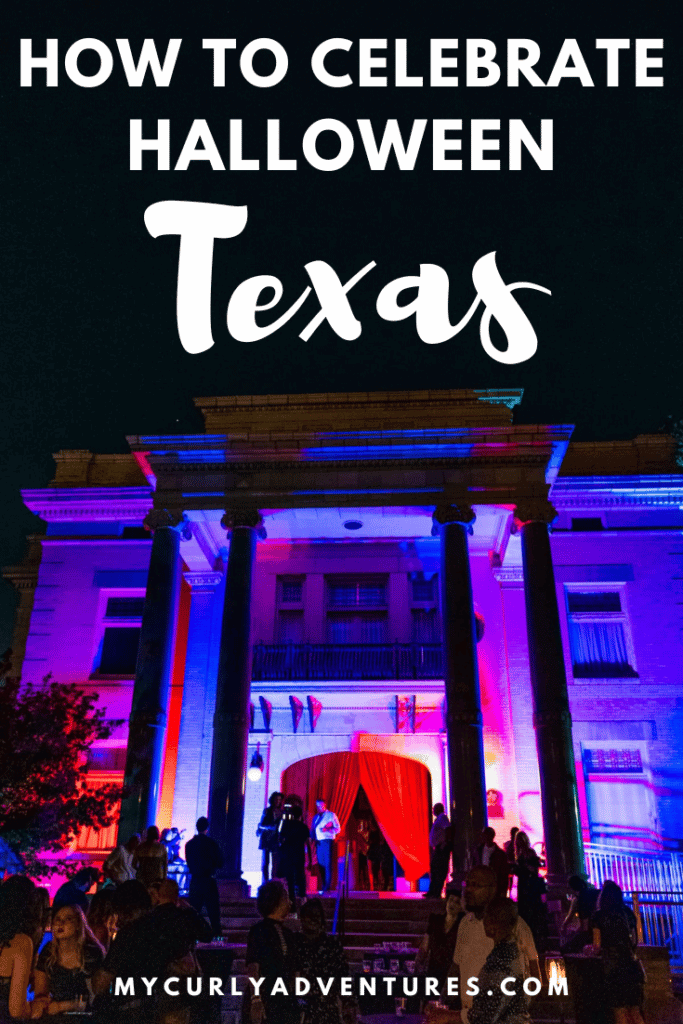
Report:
216,891,573,1022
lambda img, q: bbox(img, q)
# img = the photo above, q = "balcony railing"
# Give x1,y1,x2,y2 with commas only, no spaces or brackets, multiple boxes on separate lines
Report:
251,642,444,681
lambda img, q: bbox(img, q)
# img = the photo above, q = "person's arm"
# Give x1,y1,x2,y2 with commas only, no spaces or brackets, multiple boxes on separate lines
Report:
592,927,601,950
31,969,51,1018
91,968,115,997
246,961,264,1024
562,896,578,931
8,934,33,1020
413,933,430,973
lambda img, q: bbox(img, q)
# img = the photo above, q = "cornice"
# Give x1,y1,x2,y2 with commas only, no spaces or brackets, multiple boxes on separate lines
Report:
552,476,683,509
22,487,153,522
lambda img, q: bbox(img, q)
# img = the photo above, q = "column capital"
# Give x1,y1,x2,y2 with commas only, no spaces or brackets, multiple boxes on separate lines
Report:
432,503,476,530
143,508,185,532
221,509,267,539
183,571,223,590
512,498,558,530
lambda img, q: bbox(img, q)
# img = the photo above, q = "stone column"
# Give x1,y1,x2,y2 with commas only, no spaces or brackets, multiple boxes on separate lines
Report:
514,499,584,882
171,571,224,840
118,509,183,841
208,509,265,891
433,504,487,878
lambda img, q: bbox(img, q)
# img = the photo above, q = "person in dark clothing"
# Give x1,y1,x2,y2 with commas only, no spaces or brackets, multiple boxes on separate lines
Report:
185,817,224,940
591,880,645,1023
257,792,283,885
415,885,464,990
277,804,312,907
473,828,511,898
245,880,299,1024
561,874,599,954
426,803,451,898
53,867,100,914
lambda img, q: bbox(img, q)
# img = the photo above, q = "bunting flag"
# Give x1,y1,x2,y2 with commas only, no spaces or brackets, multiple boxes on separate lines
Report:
289,695,304,733
307,695,322,733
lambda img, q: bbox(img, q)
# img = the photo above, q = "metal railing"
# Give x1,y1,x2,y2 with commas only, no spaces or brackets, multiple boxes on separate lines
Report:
630,892,683,968
585,842,683,893
585,844,683,969
332,840,351,942
252,642,443,681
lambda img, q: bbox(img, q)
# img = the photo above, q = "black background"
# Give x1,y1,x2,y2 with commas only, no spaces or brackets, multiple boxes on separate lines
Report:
1,1,681,649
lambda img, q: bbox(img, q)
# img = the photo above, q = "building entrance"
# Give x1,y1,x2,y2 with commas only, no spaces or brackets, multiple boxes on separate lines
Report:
280,751,431,891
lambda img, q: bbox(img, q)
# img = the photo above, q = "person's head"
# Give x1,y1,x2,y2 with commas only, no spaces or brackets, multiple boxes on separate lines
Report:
112,879,152,929
464,866,497,915
0,875,37,949
290,805,303,820
433,803,445,817
196,817,209,834
71,867,100,892
147,880,163,906
599,879,627,914
567,874,589,894
315,799,327,813
146,826,160,843
300,898,327,942
256,879,290,920
160,829,170,843
87,889,115,934
510,827,519,841
482,827,496,847
49,905,103,967
269,792,283,809
483,896,518,943
514,831,531,856
52,904,86,944
156,879,180,906
444,882,462,919
125,834,141,852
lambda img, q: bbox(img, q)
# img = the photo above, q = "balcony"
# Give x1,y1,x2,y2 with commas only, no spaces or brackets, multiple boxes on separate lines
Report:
251,642,444,681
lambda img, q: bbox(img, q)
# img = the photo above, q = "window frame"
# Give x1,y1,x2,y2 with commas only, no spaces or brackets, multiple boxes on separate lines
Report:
90,588,145,679
564,584,638,681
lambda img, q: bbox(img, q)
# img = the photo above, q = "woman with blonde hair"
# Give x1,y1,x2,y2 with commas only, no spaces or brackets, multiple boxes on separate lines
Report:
32,904,105,1017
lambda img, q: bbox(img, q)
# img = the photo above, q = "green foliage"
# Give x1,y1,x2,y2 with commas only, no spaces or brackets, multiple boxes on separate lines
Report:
0,674,124,877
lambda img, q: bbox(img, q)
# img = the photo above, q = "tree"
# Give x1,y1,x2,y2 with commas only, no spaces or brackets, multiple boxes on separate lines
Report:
0,669,124,877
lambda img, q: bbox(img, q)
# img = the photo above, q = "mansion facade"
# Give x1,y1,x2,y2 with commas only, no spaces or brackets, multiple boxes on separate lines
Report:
4,389,683,892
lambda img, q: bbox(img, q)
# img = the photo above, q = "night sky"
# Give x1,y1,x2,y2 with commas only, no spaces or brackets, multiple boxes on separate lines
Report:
1,1,681,650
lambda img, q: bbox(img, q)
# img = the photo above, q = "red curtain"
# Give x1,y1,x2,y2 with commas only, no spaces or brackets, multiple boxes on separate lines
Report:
281,752,360,838
359,753,430,882
281,752,430,883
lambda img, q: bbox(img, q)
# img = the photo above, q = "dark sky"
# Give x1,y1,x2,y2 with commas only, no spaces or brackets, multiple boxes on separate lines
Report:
1,1,681,649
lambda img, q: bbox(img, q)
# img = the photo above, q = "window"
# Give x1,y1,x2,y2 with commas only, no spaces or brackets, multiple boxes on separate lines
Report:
99,626,141,675
327,612,388,644
105,596,145,618
278,576,304,604
566,589,637,679
94,591,144,676
412,608,440,643
277,610,304,643
411,575,436,603
327,576,387,607
582,744,658,850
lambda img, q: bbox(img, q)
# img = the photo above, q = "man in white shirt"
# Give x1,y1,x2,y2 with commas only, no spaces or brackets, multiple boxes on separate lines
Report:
311,799,340,893
451,866,540,1023
102,833,140,885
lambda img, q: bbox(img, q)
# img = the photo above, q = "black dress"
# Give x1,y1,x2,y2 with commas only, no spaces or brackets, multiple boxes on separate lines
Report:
244,918,300,1024
36,940,104,1003
591,908,644,1010
293,931,356,1024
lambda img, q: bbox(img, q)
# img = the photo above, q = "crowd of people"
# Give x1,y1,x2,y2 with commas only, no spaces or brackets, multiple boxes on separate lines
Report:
0,818,223,1023
0,802,648,1024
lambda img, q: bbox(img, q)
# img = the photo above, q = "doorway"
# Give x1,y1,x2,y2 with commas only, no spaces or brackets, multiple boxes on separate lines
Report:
280,750,431,890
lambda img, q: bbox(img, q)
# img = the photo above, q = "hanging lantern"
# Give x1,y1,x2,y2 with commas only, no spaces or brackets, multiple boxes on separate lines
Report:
247,743,264,782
